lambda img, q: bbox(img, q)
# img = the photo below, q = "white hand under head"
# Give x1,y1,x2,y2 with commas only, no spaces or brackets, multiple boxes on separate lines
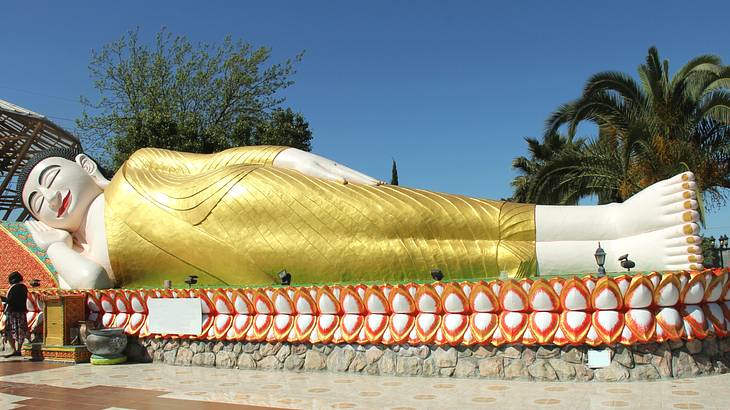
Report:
25,220,72,251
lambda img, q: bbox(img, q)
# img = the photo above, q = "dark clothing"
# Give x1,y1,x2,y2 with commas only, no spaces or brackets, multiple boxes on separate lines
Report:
2,283,30,348
4,311,29,346
3,283,28,313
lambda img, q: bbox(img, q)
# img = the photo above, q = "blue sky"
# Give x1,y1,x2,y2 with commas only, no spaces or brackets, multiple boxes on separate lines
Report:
1,1,729,237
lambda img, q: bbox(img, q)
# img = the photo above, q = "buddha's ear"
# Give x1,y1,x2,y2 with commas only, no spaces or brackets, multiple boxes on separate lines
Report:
76,154,98,175
75,154,111,190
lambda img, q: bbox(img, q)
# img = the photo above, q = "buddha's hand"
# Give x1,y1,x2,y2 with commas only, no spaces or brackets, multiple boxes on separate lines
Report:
25,220,73,251
274,148,383,186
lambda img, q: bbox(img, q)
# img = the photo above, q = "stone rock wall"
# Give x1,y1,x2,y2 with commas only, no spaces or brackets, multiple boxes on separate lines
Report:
126,337,730,382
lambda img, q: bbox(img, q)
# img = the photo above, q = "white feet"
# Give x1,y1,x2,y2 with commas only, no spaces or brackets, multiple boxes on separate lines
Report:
617,172,701,239
536,172,703,274
609,172,703,271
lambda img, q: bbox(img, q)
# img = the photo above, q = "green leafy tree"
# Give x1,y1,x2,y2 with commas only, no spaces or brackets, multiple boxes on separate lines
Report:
700,235,719,268
390,159,399,185
77,28,309,170
510,132,584,204
249,108,312,151
524,47,730,207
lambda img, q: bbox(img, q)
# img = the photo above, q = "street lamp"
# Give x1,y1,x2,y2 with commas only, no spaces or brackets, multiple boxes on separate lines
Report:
709,235,729,268
595,242,606,276
720,235,729,267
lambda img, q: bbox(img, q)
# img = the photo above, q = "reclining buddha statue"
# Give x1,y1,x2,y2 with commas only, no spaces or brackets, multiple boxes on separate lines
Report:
16,145,703,289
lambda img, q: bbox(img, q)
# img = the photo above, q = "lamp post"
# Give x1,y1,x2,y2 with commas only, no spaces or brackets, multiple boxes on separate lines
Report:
720,235,729,268
709,235,729,268
595,242,607,276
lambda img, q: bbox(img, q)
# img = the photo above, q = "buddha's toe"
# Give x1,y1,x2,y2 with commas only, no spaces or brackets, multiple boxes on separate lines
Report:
660,190,696,206
647,222,700,241
681,210,700,223
662,180,697,197
681,223,701,236
659,209,700,227
665,263,704,271
665,234,701,247
665,171,695,185
666,253,703,265
666,245,701,257
661,198,698,213
659,181,694,200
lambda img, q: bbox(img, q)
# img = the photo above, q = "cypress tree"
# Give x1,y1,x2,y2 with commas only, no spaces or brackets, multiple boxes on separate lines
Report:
390,159,399,186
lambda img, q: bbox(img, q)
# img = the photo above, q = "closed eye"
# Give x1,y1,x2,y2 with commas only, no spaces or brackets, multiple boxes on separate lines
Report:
41,167,61,188
28,192,44,215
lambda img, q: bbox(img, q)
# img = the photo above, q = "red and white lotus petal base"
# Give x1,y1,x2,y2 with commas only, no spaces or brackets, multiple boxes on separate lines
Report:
11,269,730,348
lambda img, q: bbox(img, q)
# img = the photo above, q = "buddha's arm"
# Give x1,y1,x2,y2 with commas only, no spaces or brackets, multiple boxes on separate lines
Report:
25,220,113,289
125,146,288,175
126,146,382,185
273,148,382,185
46,242,114,289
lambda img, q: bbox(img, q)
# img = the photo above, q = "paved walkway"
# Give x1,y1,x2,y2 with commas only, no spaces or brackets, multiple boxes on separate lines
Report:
0,352,727,409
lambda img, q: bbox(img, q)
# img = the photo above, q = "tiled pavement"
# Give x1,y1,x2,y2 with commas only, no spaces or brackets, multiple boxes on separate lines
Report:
0,351,728,409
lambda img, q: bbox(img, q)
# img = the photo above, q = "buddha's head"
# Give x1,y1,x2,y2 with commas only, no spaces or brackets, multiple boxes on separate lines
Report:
18,148,105,232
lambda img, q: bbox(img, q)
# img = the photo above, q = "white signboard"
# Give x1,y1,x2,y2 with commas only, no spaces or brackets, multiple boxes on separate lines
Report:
587,349,611,368
148,298,202,335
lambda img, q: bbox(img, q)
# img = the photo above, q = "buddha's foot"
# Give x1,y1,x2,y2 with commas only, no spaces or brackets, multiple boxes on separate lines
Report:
536,172,704,274
609,172,703,271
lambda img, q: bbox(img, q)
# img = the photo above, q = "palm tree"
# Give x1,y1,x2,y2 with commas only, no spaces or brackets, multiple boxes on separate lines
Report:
529,47,730,207
510,132,584,204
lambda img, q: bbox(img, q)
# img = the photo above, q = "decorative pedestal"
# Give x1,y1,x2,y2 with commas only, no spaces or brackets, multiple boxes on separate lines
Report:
29,294,90,362
21,343,90,363
43,294,86,346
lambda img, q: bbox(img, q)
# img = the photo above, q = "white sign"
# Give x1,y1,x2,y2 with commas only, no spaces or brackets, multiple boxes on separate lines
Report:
148,298,202,335
587,349,611,368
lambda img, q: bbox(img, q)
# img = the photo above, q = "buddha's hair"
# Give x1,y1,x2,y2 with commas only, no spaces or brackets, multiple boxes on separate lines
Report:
14,147,82,210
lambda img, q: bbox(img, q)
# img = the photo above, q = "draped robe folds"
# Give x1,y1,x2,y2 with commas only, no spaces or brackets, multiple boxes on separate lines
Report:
104,146,537,288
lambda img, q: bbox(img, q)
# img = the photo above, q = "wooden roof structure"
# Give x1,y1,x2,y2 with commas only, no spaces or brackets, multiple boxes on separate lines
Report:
0,99,81,221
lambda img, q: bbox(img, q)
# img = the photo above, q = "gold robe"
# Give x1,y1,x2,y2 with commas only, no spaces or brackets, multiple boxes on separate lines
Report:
104,146,536,288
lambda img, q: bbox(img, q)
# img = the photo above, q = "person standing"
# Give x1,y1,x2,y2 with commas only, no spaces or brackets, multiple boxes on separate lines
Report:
2,271,29,357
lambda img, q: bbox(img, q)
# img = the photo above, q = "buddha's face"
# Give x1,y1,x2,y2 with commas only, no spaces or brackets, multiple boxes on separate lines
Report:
22,156,103,232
